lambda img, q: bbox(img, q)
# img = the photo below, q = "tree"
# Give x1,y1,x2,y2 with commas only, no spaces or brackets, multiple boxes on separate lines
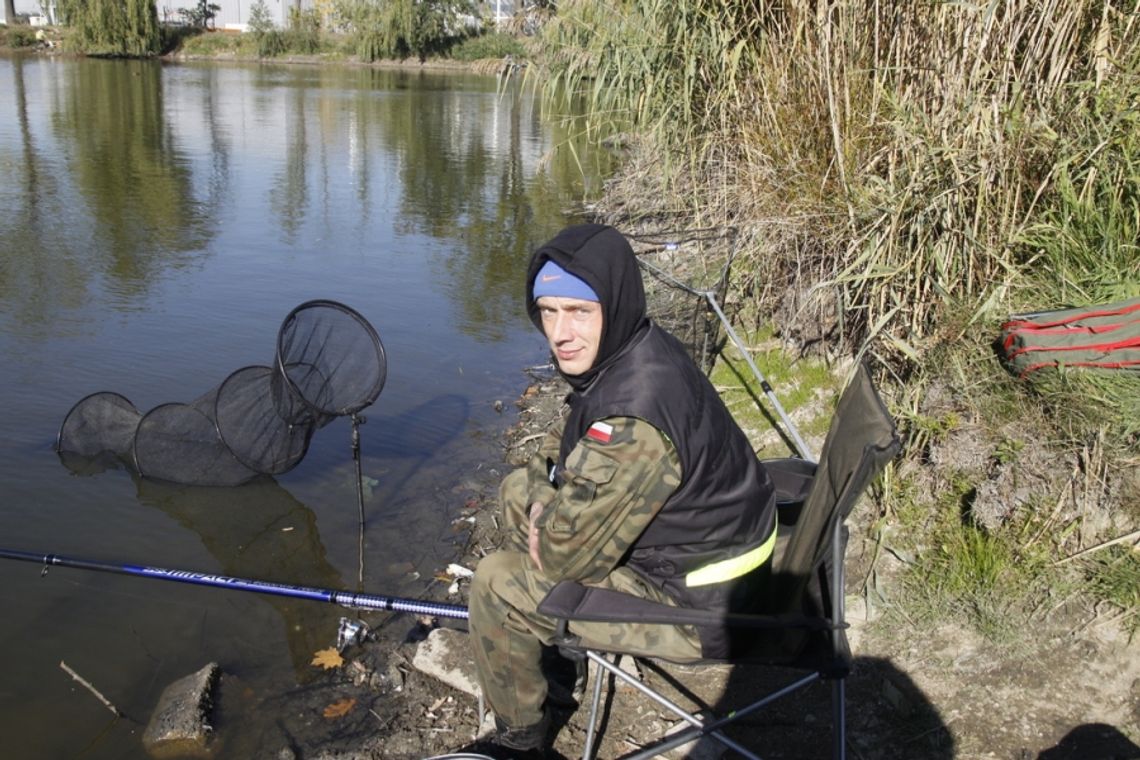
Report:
248,0,284,57
178,0,220,29
56,0,162,57
247,0,275,33
4,0,21,25
334,0,473,62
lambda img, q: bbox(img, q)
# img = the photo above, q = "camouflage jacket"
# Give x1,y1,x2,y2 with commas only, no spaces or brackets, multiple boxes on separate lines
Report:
523,416,681,585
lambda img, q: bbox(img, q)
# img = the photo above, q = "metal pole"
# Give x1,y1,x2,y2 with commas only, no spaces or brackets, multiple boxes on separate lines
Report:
352,413,366,589
635,255,815,461
705,294,814,461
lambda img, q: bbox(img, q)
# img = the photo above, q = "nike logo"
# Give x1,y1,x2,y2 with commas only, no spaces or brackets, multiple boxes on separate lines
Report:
541,274,562,282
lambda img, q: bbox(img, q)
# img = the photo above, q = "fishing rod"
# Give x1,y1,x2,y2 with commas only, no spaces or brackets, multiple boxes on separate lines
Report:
0,548,469,621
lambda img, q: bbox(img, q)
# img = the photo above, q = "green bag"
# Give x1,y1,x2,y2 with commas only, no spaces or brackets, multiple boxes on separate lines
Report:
998,297,1140,378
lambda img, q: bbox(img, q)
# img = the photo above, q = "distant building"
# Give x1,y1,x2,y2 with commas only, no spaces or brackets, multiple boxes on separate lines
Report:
156,0,318,31
483,0,518,27
3,0,52,25
157,1,515,33
1,1,520,31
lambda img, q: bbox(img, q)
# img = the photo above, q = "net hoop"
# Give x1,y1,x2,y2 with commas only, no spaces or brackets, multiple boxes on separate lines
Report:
133,401,257,486
275,299,387,417
56,391,140,455
214,364,317,475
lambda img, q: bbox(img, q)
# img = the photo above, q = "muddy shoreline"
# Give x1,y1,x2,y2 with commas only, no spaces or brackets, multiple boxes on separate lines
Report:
246,360,1139,760
190,368,572,760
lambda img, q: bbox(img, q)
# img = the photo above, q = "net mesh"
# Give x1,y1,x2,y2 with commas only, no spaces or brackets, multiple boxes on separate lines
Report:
277,300,386,417
57,300,386,487
630,228,737,374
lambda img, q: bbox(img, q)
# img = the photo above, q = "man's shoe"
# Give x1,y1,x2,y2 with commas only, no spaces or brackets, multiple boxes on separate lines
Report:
443,739,544,759
446,710,551,759
494,709,550,751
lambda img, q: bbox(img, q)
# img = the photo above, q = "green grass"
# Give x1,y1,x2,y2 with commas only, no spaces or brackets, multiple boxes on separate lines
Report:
1030,372,1140,444
1,26,40,48
448,31,526,63
176,30,255,57
173,28,349,59
896,481,1048,640
708,325,841,458
1083,547,1140,638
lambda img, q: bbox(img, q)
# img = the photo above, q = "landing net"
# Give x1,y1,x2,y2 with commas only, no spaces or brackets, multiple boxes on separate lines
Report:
57,300,386,487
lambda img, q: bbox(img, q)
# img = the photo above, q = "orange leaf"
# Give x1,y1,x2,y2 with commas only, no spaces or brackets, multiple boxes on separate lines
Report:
311,647,344,670
322,697,356,719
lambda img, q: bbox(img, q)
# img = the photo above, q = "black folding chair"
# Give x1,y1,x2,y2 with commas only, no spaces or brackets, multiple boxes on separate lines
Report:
537,363,901,759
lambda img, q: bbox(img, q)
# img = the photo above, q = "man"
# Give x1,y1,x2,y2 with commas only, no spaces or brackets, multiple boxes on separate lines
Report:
464,224,776,756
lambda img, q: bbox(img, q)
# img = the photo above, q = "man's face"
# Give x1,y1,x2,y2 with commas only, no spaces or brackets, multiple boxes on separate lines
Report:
536,296,603,376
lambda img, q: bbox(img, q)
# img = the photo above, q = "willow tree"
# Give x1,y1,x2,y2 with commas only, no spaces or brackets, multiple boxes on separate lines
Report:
335,0,473,62
57,0,162,57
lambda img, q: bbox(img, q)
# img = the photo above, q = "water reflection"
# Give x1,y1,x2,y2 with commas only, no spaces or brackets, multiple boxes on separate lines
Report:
364,394,470,514
435,85,557,343
52,59,217,287
10,56,42,225
133,476,343,679
369,394,469,460
1,59,611,343
0,56,611,759
268,76,310,242
1,56,80,329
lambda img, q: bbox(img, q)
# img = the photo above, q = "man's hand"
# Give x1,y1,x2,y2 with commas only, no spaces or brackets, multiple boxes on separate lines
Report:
527,501,545,571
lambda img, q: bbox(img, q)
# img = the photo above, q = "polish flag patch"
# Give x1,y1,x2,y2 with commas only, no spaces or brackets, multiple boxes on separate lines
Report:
586,421,614,444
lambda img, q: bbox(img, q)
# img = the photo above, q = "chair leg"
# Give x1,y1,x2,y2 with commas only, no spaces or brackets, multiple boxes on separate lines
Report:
586,651,765,760
580,651,608,760
832,677,846,760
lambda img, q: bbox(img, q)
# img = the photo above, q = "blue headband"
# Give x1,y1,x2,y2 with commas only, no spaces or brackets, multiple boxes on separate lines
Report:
532,261,599,302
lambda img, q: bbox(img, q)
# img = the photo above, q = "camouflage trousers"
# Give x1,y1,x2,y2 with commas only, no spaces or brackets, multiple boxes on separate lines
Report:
468,469,702,728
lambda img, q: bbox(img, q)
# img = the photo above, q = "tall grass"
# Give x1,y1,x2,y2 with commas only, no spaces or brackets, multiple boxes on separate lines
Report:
535,0,1140,365
533,1,1140,634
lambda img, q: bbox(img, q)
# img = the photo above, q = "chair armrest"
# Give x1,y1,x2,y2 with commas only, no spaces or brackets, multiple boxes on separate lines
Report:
538,581,838,631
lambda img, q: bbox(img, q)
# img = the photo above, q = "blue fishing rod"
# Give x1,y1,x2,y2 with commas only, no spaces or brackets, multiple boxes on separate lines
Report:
0,547,469,621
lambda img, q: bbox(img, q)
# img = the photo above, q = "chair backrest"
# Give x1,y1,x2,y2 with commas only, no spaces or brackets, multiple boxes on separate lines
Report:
772,363,900,608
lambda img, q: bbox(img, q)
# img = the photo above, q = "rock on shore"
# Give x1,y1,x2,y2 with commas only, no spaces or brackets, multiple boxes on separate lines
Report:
142,663,220,759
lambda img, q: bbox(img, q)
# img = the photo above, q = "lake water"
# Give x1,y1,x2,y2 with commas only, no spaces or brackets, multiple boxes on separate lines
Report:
0,54,609,758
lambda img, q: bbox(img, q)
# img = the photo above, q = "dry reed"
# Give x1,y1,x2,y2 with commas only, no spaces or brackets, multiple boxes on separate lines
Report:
535,0,1140,369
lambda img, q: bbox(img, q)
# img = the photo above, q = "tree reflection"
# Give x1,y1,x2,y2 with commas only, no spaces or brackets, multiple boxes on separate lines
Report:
134,476,345,679
447,97,615,342
269,76,310,244
0,56,81,328
52,59,216,292
369,71,614,342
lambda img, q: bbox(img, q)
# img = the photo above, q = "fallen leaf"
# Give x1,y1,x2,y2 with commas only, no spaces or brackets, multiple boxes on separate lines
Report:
322,697,356,719
311,647,344,670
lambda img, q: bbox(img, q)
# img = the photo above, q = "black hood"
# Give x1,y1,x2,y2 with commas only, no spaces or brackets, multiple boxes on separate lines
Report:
526,224,648,388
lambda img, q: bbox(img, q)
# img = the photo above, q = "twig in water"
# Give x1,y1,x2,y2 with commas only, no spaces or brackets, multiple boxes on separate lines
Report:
60,660,121,717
